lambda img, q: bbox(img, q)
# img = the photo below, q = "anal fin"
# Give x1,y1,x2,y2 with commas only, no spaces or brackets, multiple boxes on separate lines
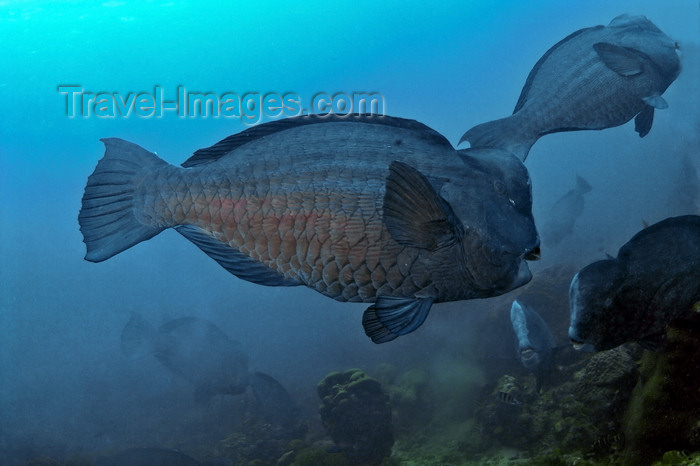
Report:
175,225,301,287
634,105,654,137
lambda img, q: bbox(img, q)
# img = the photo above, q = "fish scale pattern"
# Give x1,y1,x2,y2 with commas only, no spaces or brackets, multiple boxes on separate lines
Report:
141,161,425,303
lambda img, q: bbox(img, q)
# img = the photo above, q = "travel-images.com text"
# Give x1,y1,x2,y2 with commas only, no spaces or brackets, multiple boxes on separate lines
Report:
58,86,385,124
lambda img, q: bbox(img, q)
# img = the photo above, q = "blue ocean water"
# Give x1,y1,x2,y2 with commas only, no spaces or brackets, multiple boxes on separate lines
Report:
1,1,698,464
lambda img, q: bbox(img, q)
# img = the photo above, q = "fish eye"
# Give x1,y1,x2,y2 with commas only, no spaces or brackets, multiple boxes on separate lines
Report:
493,180,506,195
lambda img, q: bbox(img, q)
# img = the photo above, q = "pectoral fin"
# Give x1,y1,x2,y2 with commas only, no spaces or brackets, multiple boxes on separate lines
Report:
593,42,644,77
362,296,434,343
634,105,654,137
642,94,668,109
383,160,458,250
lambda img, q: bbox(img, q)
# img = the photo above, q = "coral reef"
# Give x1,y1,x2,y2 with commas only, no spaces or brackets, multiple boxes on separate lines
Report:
622,317,700,465
276,439,354,466
384,367,431,432
215,417,305,465
653,450,700,465
470,344,639,460
317,369,394,465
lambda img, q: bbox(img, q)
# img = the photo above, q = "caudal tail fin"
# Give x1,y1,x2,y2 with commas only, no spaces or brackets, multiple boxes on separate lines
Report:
575,174,592,193
79,138,170,262
459,117,536,162
120,312,159,360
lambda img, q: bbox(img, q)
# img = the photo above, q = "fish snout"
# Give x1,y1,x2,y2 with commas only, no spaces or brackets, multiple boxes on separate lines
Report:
490,237,540,264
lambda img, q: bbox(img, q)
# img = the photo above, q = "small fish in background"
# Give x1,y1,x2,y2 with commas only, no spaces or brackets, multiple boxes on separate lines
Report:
79,115,540,344
541,175,592,247
590,432,625,455
461,14,681,161
495,390,522,406
121,313,296,425
591,432,625,449
569,215,700,352
510,300,556,390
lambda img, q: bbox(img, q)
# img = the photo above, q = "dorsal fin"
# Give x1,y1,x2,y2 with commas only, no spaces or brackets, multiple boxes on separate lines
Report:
182,114,453,168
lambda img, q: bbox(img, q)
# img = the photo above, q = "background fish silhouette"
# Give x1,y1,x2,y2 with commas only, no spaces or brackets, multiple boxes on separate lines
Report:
121,312,296,425
569,215,700,351
541,175,592,247
121,313,251,403
461,14,681,160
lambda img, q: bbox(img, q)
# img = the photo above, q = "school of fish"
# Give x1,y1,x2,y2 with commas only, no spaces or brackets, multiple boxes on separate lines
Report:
79,14,682,345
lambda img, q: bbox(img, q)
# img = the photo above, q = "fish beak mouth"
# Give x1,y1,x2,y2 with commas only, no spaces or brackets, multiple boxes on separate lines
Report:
570,339,593,352
520,348,535,360
571,340,585,350
525,246,541,261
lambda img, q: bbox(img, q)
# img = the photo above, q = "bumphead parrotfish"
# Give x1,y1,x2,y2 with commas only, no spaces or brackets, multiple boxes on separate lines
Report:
461,14,681,161
121,313,250,403
541,175,592,247
510,300,556,389
80,115,540,343
121,312,297,426
569,215,700,352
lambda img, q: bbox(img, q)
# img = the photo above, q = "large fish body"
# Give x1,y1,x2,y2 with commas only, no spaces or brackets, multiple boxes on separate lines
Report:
121,313,250,402
541,175,592,247
80,115,540,343
569,215,700,352
461,14,681,160
510,300,555,388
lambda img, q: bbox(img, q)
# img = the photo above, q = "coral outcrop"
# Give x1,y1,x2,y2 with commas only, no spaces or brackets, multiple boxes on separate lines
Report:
471,345,639,459
317,369,394,465
622,317,700,465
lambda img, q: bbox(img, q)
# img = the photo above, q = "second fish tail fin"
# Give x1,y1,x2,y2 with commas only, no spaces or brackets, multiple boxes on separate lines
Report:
459,116,536,161
79,138,170,262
